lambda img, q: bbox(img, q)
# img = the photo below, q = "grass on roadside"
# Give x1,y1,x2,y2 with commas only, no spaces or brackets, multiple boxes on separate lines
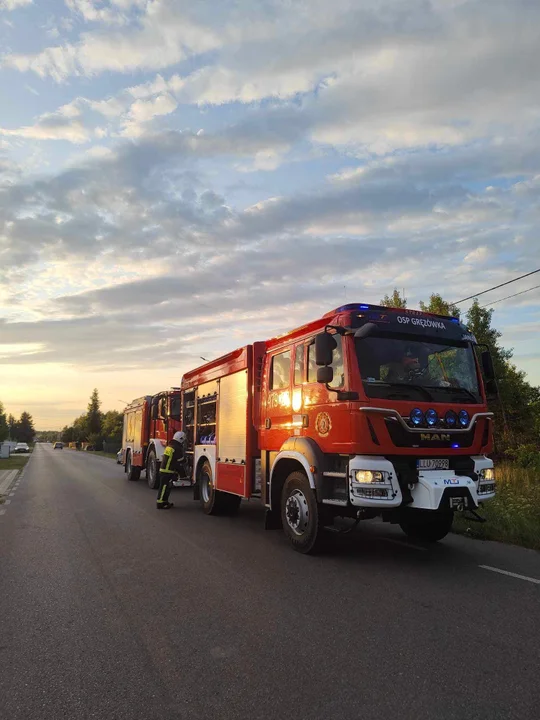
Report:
0,455,30,471
453,461,540,550
92,450,119,461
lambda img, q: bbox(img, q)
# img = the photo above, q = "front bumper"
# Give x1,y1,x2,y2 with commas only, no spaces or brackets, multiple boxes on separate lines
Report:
348,455,495,510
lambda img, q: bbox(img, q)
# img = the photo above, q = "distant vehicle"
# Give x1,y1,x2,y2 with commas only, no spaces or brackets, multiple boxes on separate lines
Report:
116,450,122,464
53,442,63,449
13,442,30,454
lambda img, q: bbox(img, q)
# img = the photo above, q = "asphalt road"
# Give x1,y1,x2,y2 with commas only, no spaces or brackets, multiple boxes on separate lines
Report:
1,444,539,720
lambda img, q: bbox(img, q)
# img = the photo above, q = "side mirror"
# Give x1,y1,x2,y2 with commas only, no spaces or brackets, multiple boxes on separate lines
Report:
354,322,377,340
485,378,497,399
317,366,334,385
315,332,337,366
481,350,495,380
151,399,159,419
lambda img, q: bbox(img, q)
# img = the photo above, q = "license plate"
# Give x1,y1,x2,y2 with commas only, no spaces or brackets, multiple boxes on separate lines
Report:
417,458,450,470
450,497,468,510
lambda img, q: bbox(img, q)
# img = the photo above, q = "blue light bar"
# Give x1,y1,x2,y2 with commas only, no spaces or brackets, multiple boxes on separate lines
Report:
359,304,370,310
450,318,459,323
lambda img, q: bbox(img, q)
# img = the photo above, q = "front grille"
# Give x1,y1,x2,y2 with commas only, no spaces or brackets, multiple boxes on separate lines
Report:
385,419,476,448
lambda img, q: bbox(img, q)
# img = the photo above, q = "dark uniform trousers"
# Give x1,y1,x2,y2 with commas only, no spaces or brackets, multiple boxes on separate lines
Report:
157,440,185,506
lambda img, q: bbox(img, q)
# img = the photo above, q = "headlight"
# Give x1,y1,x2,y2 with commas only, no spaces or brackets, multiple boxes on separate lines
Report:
410,408,424,426
355,470,388,484
479,468,494,481
445,410,458,427
458,409,469,427
426,408,438,427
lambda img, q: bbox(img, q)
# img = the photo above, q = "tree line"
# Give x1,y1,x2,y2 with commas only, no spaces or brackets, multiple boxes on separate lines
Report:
0,406,36,444
380,291,540,455
61,389,123,450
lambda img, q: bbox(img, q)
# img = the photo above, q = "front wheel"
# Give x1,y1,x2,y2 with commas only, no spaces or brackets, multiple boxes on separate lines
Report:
399,508,453,542
146,449,159,489
280,471,326,554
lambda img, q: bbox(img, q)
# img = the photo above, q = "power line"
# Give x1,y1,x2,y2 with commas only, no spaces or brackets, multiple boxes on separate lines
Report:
452,268,540,305
479,283,540,309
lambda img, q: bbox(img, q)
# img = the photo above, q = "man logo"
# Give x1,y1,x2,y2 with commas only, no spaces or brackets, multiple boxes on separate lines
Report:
420,433,451,442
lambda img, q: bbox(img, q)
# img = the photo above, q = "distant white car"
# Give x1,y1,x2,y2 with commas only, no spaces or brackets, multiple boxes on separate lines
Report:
116,450,123,464
53,442,63,449
13,442,30,454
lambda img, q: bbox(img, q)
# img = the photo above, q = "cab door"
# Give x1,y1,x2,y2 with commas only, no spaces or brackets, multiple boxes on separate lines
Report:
262,348,293,450
302,334,352,453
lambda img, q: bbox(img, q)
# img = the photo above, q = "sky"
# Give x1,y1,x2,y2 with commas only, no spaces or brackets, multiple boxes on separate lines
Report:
0,0,539,429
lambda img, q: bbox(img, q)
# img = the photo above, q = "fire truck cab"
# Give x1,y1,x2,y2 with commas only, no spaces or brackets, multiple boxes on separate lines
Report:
180,303,496,553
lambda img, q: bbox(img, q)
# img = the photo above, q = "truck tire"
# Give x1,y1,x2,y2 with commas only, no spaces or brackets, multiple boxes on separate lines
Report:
146,449,159,489
126,451,141,482
280,471,326,554
399,508,454,542
199,461,241,516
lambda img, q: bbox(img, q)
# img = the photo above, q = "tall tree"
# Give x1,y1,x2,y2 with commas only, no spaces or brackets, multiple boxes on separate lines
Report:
466,300,540,450
0,402,8,443
16,411,35,444
102,410,123,443
86,389,102,436
7,413,16,440
61,425,77,444
419,293,461,319
380,288,407,308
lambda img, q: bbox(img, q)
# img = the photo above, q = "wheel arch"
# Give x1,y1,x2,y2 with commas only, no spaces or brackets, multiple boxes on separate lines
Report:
268,437,326,510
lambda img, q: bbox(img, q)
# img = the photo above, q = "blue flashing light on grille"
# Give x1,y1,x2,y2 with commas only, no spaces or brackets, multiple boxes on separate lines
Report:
458,409,469,427
410,408,425,426
445,410,458,427
426,408,438,427
452,443,460,449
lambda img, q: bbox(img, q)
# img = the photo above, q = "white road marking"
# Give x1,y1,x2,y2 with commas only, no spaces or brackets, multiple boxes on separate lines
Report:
0,509,6,516
4,499,11,505
9,492,16,497
479,565,540,586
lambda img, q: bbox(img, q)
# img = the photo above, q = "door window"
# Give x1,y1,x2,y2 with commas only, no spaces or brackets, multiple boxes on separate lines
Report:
306,335,344,386
270,351,291,390
307,342,317,383
294,345,305,385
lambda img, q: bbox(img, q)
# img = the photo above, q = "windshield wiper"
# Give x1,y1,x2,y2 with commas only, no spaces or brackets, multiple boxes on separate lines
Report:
424,385,479,403
364,381,434,401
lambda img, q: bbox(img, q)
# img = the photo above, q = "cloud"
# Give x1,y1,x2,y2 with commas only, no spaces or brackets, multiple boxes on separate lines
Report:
0,100,90,143
0,0,31,10
3,1,221,81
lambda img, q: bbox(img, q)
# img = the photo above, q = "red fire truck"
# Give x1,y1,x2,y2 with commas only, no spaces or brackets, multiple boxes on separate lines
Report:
121,389,182,488
179,303,497,553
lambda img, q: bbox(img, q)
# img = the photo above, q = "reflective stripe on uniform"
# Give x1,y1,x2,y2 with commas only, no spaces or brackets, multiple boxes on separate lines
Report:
162,446,174,473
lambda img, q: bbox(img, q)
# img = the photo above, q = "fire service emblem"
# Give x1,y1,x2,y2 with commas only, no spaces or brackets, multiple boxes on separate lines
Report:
315,412,332,438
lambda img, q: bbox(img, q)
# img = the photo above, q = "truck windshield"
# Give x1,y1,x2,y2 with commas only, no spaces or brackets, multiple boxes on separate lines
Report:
355,336,481,403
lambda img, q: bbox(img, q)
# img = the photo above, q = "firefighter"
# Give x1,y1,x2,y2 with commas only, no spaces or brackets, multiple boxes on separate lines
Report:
156,431,186,509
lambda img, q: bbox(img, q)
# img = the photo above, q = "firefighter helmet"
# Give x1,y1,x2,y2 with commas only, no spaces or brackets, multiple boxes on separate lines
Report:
173,431,186,443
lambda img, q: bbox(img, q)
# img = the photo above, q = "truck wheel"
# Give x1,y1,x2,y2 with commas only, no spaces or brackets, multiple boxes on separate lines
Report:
146,449,159,489
281,471,325,554
126,451,141,482
199,461,241,516
399,508,454,542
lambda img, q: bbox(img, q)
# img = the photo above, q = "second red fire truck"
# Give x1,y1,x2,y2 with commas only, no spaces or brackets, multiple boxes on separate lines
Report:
121,389,183,488
124,303,497,553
